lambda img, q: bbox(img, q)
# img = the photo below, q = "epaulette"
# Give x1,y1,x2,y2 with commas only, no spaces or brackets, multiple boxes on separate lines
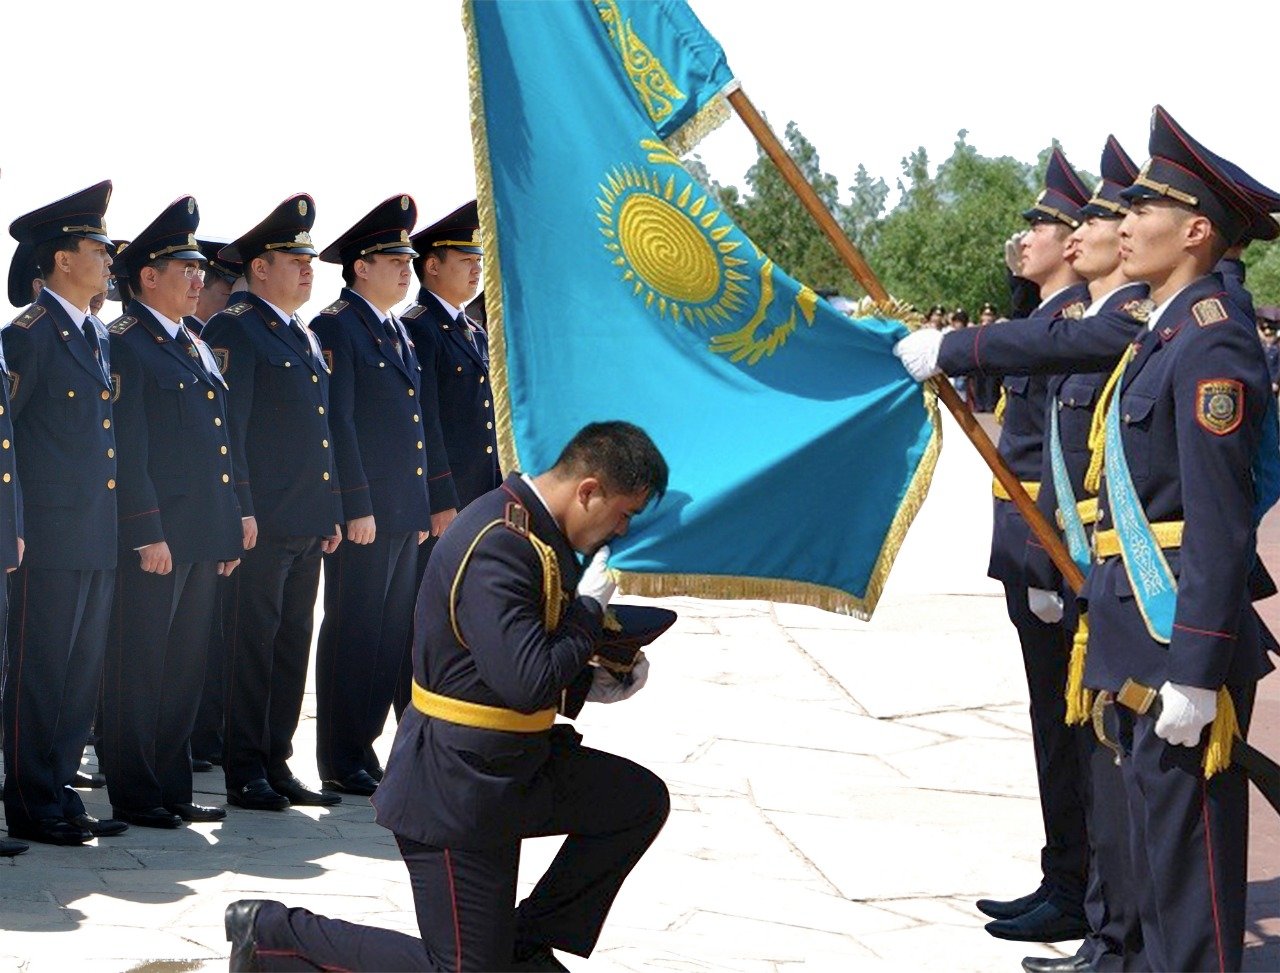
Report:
224,302,252,316
107,315,137,335
320,299,347,316
503,501,530,536
9,306,46,330
1121,298,1154,324
1061,301,1086,320
401,304,428,320
1192,298,1228,327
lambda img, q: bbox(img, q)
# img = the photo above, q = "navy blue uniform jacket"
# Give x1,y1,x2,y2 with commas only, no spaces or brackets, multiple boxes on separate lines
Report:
203,294,341,538
3,289,116,569
401,290,499,508
309,289,455,532
372,474,603,849
107,301,242,562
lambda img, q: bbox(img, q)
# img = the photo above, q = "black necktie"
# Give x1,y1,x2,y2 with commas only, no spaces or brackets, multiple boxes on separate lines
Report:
81,319,100,362
458,313,478,353
174,326,207,376
384,318,405,363
288,317,311,353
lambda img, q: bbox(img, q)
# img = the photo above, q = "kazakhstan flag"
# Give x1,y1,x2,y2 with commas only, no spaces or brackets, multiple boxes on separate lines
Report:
467,0,939,617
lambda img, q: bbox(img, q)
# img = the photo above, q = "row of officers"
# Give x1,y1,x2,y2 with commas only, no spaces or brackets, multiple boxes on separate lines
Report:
895,106,1278,973
0,183,502,852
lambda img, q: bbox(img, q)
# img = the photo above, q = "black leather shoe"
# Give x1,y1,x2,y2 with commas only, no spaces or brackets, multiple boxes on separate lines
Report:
227,779,290,811
73,770,106,789
986,901,1090,943
271,776,341,806
112,806,181,829
68,813,128,837
226,898,276,972
976,887,1048,920
1022,955,1092,972
166,802,227,822
0,837,29,856
192,758,214,773
366,764,384,783
9,817,92,845
321,770,379,797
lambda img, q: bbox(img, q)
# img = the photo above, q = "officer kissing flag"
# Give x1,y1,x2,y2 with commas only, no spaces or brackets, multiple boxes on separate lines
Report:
466,0,939,617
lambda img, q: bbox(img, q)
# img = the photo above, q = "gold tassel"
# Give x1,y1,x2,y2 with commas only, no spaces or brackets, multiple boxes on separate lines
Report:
1202,688,1239,779
1084,349,1130,495
994,387,1007,425
1065,614,1093,725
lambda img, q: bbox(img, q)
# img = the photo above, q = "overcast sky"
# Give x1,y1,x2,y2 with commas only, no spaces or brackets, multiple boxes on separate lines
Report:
0,0,1274,311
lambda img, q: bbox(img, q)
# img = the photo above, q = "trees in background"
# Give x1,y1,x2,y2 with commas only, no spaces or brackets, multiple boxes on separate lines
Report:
694,124,1279,312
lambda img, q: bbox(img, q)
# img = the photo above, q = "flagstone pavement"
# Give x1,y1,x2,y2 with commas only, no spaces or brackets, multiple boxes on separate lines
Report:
1,410,1276,971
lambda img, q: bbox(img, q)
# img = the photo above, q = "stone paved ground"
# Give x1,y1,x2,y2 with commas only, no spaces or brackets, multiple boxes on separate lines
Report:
1,410,1275,971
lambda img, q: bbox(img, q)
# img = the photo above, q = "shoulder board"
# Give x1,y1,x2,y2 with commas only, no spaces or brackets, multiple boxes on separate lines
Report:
1060,301,1086,320
503,501,530,537
107,315,137,335
224,302,253,316
9,305,46,329
401,304,428,320
1121,298,1154,324
320,299,348,316
1192,298,1228,328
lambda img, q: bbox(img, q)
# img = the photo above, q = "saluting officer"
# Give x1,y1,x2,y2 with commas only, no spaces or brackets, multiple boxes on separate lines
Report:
1,182,127,846
98,197,243,829
310,194,453,795
226,421,671,972
898,106,1278,972
203,195,342,812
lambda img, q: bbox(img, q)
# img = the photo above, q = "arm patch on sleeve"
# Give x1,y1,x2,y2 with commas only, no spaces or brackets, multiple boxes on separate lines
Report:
1196,379,1243,435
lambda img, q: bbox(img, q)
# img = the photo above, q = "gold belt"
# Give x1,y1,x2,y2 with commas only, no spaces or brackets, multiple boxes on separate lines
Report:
1093,520,1184,559
411,680,555,733
992,479,1040,502
1056,496,1099,530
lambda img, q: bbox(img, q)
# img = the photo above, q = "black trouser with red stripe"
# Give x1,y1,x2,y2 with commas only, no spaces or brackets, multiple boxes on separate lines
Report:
315,530,417,782
249,745,670,971
1116,682,1255,973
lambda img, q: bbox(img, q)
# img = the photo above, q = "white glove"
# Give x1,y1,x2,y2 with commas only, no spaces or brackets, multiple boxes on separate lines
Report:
892,328,944,382
1004,232,1025,275
1027,587,1064,624
577,545,616,609
1154,681,1218,747
585,653,649,704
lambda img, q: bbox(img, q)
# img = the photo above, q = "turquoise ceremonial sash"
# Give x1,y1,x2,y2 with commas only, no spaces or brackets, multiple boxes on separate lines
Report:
1102,375,1177,642
1048,401,1092,577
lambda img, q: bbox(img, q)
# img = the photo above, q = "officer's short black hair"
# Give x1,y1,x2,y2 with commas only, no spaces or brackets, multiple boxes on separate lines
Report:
33,235,87,278
413,246,445,283
553,421,669,502
341,257,361,287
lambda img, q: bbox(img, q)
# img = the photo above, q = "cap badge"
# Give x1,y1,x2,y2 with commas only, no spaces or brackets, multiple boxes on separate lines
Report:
298,200,308,217
187,199,196,214
400,196,410,211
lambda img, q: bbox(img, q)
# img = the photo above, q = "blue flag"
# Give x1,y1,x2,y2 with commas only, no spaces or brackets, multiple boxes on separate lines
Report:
467,0,939,617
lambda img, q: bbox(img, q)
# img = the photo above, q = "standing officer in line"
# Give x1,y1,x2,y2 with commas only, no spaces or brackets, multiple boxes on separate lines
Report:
1,182,128,846
99,197,244,829
203,195,343,812
226,421,671,972
0,180,26,859
899,106,1277,972
402,199,497,513
974,149,1093,943
310,194,454,795
187,236,244,774
901,138,1153,968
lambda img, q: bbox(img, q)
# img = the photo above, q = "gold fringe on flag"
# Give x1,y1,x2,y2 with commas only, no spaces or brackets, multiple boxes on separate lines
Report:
664,83,737,158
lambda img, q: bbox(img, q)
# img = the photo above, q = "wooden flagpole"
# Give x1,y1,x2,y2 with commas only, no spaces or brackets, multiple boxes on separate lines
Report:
725,87,1085,594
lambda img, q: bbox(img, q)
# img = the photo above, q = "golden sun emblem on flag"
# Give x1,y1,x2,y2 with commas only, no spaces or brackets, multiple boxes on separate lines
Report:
596,140,818,365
